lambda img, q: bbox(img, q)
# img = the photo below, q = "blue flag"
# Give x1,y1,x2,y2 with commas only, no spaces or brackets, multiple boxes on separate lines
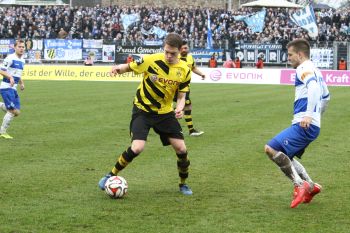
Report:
207,10,213,49
243,9,266,33
152,26,167,39
233,15,246,21
121,13,140,31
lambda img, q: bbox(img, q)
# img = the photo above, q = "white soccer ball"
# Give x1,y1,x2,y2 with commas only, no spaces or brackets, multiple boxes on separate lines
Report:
104,176,128,199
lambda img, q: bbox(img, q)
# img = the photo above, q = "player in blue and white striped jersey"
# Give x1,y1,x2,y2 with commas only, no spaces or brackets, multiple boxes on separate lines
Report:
0,39,26,139
264,39,330,208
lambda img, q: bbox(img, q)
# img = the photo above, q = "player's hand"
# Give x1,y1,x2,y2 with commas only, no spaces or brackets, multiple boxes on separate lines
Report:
110,65,121,76
175,109,183,119
201,74,206,80
300,116,312,129
20,83,25,91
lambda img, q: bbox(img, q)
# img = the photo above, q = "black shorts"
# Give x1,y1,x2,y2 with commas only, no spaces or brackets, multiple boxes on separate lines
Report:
130,105,184,146
173,90,191,105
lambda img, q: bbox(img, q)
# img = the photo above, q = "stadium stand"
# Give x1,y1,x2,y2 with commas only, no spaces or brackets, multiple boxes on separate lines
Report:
0,1,349,68
0,4,349,45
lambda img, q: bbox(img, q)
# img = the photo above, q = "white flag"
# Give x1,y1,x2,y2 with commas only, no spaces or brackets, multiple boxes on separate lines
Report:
290,5,318,38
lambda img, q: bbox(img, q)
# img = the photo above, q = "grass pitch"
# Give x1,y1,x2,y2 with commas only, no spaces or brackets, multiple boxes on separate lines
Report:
0,81,349,233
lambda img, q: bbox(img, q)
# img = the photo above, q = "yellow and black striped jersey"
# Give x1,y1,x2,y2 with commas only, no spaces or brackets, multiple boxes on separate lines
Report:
179,53,196,70
129,53,191,114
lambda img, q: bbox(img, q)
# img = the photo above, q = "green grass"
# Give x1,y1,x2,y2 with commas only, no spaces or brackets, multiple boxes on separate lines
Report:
0,81,349,233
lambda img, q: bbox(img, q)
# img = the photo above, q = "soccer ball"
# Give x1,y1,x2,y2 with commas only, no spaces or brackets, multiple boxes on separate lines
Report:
104,176,128,199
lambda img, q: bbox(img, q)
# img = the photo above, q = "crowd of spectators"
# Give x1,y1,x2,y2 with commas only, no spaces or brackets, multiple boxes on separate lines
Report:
0,4,350,48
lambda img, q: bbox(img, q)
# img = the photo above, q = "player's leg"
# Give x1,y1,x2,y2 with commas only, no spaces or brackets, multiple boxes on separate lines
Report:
291,159,313,186
98,107,149,190
98,140,145,190
292,159,322,203
265,145,309,208
264,125,314,208
264,145,304,186
154,111,192,195
0,89,20,139
111,140,145,175
169,137,192,195
184,92,203,136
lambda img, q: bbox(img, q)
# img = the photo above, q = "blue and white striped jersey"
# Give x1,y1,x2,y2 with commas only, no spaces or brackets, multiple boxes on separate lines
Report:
292,60,330,128
0,53,25,90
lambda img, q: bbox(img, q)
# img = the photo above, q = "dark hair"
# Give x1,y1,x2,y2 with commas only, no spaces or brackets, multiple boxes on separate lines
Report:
182,40,188,46
14,39,25,46
164,33,183,50
287,38,310,58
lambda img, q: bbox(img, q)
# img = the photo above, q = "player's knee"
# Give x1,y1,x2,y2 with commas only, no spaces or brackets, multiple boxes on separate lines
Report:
264,145,274,158
123,147,140,162
131,140,146,154
130,146,143,155
10,110,20,117
175,146,187,155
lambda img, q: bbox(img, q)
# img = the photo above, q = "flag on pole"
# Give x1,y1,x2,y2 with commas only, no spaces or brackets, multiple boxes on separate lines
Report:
207,10,213,49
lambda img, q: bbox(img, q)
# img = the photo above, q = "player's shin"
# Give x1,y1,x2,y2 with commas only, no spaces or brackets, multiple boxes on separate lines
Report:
0,112,14,133
269,152,303,186
176,152,190,184
184,110,194,132
292,159,314,188
111,147,139,175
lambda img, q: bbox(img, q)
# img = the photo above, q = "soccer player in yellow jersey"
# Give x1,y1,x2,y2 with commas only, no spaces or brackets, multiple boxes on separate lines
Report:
98,33,193,195
176,41,206,136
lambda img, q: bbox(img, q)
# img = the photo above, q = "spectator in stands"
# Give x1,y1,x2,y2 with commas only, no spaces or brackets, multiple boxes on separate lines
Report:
234,57,241,68
0,4,350,48
58,28,68,39
208,54,218,68
84,56,94,66
338,57,347,70
256,57,264,69
126,54,134,64
223,58,236,68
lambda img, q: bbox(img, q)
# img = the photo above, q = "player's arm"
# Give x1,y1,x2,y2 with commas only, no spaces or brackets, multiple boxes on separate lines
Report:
320,80,330,114
110,64,131,75
175,91,186,119
192,66,206,80
0,69,14,87
301,78,318,128
175,67,191,118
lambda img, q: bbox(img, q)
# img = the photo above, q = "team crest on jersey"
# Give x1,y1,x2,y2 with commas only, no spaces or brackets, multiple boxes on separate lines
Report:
136,58,144,65
3,60,9,67
150,75,158,82
176,69,182,77
283,139,289,146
